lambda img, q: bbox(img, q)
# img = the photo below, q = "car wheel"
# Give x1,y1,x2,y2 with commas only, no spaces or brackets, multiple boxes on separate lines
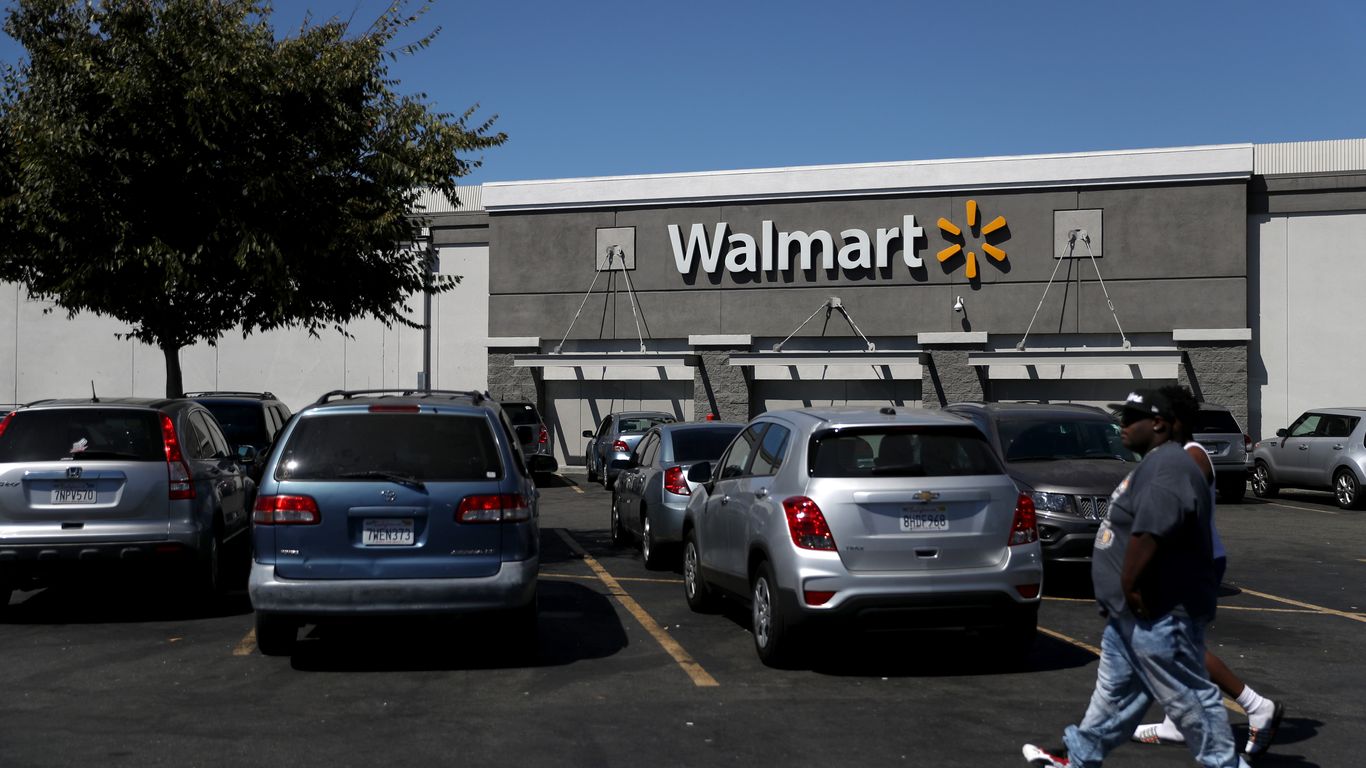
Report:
1334,469,1364,510
1218,475,1246,503
683,532,718,613
198,529,227,597
609,496,627,547
641,510,664,570
255,613,297,656
752,561,799,668
1251,461,1279,498
586,457,598,484
0,583,11,615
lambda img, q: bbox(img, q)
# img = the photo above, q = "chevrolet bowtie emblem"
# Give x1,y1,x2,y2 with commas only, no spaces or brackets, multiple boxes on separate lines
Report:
913,490,940,502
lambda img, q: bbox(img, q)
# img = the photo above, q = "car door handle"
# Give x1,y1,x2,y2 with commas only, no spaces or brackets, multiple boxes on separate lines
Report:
1333,444,1344,450
720,495,730,505
756,487,769,499
1298,444,1309,450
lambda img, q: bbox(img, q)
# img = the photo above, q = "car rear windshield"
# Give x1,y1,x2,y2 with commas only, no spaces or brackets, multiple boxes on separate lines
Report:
504,404,541,426
275,413,503,481
617,415,675,433
0,409,164,462
998,417,1136,462
671,426,743,463
808,426,1003,477
1193,409,1241,434
200,402,269,447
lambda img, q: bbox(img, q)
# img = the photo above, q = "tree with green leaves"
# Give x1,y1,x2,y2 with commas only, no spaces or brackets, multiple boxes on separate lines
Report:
0,0,505,396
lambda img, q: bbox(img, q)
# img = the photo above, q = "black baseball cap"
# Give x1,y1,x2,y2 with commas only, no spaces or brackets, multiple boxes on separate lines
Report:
1108,389,1175,422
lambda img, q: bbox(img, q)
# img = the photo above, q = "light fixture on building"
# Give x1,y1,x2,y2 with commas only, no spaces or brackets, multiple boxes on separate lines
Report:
953,295,965,313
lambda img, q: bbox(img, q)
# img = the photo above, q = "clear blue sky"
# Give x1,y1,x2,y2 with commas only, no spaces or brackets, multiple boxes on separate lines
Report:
5,0,1366,184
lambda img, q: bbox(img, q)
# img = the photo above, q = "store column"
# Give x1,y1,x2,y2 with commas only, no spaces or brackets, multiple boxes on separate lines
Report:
1174,329,1251,429
689,335,751,422
917,332,989,408
487,337,541,404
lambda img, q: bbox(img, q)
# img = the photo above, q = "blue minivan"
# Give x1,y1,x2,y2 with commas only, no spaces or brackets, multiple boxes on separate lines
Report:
247,389,553,656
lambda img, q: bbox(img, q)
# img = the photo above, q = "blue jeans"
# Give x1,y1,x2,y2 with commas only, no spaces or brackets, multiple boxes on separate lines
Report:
1062,613,1237,768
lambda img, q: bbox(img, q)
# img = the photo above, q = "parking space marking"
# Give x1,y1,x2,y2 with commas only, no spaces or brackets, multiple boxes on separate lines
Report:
1038,626,1239,712
542,571,683,585
553,528,719,687
232,629,256,656
1236,587,1366,624
1045,595,1334,615
1263,500,1339,515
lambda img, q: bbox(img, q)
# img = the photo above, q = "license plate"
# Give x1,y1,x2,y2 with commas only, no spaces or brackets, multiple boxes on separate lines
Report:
900,512,948,532
51,482,96,504
362,518,414,546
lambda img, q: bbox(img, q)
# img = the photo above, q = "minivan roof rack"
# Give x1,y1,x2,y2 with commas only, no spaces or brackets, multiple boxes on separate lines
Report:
312,389,487,406
183,390,278,399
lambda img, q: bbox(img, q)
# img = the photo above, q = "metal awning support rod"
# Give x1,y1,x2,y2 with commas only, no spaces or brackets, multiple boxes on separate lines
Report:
1016,229,1129,351
552,249,650,354
1078,231,1130,350
772,296,876,352
617,256,648,353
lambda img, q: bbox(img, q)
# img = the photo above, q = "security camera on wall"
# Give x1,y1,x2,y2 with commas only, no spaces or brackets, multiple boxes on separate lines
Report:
953,295,965,313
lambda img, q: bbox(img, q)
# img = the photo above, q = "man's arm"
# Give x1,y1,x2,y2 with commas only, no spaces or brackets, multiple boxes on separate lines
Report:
1121,531,1159,618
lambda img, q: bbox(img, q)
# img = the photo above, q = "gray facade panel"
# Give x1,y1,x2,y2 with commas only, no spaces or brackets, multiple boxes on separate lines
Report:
1077,183,1246,278
490,210,617,295
488,289,722,340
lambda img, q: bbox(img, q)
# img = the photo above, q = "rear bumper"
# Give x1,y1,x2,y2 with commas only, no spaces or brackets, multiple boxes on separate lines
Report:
0,535,205,581
1035,513,1099,562
248,557,539,617
652,500,689,543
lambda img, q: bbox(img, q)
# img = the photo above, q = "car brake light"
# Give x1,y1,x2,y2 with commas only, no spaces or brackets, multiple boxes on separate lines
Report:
160,413,195,500
1243,433,1252,453
782,496,836,551
457,494,531,523
368,404,420,413
253,495,321,525
1009,493,1038,546
612,440,629,453
538,425,549,444
0,411,14,439
663,466,690,496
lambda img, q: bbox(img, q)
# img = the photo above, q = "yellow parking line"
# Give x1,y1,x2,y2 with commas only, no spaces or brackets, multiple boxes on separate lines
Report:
232,628,256,656
543,571,683,585
1038,626,1239,712
1236,587,1366,624
1044,595,1334,615
553,528,718,687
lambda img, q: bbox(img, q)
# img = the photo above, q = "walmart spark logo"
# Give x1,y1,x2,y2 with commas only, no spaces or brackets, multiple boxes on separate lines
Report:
936,200,1008,280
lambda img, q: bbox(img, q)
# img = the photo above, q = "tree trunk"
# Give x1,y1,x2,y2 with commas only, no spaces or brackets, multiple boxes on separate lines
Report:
162,343,184,398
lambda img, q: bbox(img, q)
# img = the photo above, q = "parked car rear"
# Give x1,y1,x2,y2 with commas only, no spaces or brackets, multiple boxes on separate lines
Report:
1189,402,1252,502
246,389,553,656
502,401,557,475
681,407,1042,668
1251,407,1366,509
582,410,677,487
186,391,292,484
0,398,254,609
609,421,744,568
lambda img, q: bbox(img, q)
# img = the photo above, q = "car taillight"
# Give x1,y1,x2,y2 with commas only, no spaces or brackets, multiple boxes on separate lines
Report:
368,404,420,413
1009,493,1038,546
0,410,14,439
663,466,690,496
1243,433,1252,453
782,496,836,551
612,440,629,453
804,590,836,606
457,494,531,523
253,495,321,525
538,425,548,444
159,413,195,500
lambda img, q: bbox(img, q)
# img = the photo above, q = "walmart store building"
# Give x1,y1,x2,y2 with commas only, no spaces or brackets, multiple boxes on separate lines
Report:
3,139,1364,468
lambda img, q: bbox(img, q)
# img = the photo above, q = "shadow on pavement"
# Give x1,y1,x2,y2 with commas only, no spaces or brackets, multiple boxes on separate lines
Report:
1,573,252,624
1236,716,1324,767
287,579,628,673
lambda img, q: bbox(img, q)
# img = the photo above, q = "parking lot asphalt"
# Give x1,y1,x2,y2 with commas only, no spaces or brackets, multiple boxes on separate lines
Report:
0,473,1360,767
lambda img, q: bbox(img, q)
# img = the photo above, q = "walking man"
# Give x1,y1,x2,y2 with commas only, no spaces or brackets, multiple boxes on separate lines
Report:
1022,387,1244,768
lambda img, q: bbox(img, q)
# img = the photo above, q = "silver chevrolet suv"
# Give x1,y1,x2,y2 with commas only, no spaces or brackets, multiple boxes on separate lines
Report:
681,407,1043,668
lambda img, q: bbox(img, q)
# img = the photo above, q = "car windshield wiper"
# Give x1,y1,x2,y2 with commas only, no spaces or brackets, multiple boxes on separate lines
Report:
66,450,148,460
337,470,426,490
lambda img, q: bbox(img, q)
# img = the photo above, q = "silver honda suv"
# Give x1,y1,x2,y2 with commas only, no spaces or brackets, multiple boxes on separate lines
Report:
681,407,1043,668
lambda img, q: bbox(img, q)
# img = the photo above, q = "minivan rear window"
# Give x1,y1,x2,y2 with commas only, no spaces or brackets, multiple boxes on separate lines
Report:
671,426,743,463
1193,409,1241,434
199,403,269,447
808,426,1003,478
503,404,541,426
275,413,503,481
0,409,164,462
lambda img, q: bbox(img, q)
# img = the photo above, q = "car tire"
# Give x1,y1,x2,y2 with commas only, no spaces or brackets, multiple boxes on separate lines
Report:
1218,475,1247,503
198,527,228,598
255,613,297,656
752,561,800,668
1334,469,1365,510
586,457,598,485
0,583,11,615
1251,461,1279,498
640,510,665,571
609,495,627,548
683,531,719,614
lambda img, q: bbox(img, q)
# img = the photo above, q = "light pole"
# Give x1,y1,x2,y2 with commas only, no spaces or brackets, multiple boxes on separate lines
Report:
419,229,434,392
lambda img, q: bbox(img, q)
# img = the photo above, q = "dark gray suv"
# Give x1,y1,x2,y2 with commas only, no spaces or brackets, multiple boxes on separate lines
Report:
0,398,255,609
944,402,1137,563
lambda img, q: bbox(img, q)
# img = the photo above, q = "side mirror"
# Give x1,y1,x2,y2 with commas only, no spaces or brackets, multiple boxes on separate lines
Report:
236,445,259,464
582,430,594,439
686,461,713,484
1276,428,1288,438
527,454,558,474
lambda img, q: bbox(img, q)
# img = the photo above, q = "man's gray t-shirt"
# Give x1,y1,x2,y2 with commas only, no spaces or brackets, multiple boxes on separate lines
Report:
1091,440,1218,622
